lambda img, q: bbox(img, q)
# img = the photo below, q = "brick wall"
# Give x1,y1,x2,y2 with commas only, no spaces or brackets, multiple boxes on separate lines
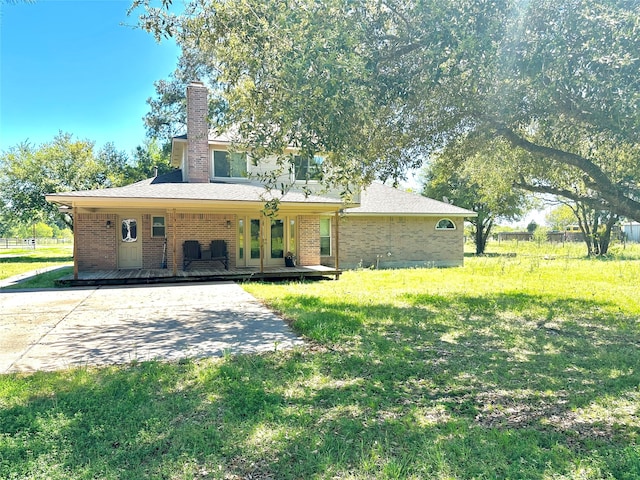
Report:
75,213,118,271
167,213,237,269
298,215,320,265
334,215,464,269
141,214,166,269
186,82,210,183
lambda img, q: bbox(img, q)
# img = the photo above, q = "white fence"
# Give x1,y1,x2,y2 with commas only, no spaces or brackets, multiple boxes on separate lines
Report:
0,238,72,249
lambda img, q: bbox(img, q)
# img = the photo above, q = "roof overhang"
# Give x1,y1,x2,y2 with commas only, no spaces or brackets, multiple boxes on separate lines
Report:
341,211,477,217
45,194,344,216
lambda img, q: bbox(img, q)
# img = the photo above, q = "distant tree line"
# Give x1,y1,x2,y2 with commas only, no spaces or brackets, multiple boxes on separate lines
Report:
0,132,173,235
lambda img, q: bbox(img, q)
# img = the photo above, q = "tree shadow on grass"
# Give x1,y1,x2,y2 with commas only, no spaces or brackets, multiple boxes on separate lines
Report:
1,290,639,479
0,255,72,264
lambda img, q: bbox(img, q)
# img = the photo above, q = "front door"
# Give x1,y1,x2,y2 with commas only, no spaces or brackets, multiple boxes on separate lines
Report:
118,217,142,269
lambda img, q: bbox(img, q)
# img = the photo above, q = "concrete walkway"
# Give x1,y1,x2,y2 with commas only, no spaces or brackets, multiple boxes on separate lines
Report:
0,264,72,288
0,282,303,373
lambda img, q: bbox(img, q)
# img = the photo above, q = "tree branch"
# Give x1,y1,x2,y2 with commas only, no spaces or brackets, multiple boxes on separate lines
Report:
496,125,640,222
513,179,610,211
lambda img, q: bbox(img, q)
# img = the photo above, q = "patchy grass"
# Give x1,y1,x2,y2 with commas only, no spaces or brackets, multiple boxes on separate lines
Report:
3,266,74,289
1,253,639,479
479,239,640,260
0,245,73,285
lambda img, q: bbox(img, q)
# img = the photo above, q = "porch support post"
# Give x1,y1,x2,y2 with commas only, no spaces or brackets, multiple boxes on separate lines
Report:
73,205,78,280
334,210,340,279
259,215,264,274
172,209,177,276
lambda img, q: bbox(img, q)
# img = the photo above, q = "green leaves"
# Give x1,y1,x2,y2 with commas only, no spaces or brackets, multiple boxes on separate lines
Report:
0,133,171,230
136,0,640,219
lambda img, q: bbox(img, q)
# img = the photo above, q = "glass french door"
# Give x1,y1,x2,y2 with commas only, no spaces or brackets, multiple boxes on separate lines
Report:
270,219,284,261
237,218,261,267
237,217,296,267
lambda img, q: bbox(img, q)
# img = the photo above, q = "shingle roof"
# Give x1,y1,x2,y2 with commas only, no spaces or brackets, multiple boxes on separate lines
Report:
172,129,243,144
47,174,474,216
344,183,475,216
47,170,343,206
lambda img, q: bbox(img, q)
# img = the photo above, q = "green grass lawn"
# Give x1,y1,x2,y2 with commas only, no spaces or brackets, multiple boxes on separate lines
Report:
0,245,73,288
1,246,639,479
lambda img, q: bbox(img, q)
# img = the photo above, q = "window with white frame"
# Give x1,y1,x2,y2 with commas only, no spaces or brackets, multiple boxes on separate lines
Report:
294,155,323,181
212,150,247,178
152,216,165,237
435,218,456,230
320,218,331,256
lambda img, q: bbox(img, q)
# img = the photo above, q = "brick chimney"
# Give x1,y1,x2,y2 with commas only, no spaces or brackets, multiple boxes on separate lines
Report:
186,81,210,183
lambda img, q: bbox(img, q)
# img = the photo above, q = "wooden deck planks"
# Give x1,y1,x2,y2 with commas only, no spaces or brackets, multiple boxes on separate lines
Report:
56,265,340,287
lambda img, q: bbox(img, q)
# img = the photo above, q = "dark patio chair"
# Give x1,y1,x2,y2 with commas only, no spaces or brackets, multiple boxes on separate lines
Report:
210,240,229,270
183,240,201,269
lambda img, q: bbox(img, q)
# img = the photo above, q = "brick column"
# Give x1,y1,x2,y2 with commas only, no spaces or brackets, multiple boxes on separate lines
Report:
186,81,210,183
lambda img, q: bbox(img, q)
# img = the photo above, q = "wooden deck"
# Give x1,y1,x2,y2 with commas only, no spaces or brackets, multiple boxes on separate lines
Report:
56,265,341,287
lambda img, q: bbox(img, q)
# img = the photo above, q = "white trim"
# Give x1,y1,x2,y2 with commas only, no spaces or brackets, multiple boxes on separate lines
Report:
435,218,457,230
320,217,332,256
151,215,166,238
211,149,248,180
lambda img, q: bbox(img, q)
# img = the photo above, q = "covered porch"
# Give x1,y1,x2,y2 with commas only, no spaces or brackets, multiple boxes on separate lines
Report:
56,264,341,287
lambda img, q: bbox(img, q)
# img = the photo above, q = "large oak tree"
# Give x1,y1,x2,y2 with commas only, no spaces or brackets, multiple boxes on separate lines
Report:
133,0,640,215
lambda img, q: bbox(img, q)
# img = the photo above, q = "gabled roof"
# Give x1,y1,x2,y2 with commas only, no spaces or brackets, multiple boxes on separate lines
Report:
46,170,345,209
344,183,476,217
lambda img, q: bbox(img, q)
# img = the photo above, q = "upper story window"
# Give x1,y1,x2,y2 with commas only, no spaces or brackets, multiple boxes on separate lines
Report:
294,155,323,181
436,218,456,230
212,150,247,178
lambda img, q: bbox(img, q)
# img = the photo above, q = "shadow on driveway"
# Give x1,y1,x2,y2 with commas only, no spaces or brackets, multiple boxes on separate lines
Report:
0,282,303,373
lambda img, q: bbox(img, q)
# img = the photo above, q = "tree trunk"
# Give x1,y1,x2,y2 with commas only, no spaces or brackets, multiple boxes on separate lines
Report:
473,215,493,255
572,203,595,257
595,214,618,256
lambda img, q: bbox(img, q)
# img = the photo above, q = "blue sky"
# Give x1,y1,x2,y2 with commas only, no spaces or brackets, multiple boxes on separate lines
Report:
0,0,181,155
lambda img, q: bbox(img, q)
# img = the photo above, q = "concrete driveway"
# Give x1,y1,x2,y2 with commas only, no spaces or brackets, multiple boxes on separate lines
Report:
0,282,303,373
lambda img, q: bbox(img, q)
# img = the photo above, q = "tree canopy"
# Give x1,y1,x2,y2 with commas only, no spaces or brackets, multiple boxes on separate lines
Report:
133,0,640,215
0,134,172,231
0,134,123,229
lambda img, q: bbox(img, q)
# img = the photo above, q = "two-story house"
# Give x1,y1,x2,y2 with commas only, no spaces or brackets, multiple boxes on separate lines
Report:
46,82,475,284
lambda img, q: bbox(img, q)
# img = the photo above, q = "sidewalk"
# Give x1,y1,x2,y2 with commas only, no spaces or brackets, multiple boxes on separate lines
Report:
0,264,72,289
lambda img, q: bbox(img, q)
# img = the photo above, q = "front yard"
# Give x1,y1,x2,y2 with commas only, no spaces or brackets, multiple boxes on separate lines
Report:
1,246,639,479
0,245,73,288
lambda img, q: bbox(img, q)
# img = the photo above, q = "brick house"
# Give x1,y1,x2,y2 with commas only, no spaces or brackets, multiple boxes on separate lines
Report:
46,82,475,280
326,183,474,269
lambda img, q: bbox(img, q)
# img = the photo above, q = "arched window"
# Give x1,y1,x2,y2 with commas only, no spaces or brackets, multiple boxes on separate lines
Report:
436,218,456,230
